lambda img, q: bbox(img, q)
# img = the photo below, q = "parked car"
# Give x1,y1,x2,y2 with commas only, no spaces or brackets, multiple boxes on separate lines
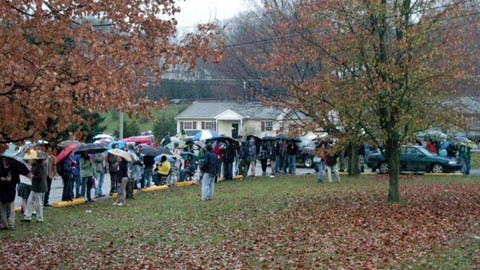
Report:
365,145,462,174
294,139,319,168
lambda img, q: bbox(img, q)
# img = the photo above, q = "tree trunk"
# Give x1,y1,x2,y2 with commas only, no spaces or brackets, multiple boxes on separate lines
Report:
386,137,401,202
347,144,360,176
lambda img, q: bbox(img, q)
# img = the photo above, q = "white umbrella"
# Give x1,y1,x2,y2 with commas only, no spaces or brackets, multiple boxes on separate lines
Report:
193,129,219,141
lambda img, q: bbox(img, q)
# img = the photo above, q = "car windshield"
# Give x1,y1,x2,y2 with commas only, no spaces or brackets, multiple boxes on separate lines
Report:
415,146,435,156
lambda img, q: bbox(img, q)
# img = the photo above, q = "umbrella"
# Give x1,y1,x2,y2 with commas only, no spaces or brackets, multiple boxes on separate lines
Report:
139,145,172,157
74,143,107,154
210,136,236,144
262,136,277,141
22,149,47,160
193,140,206,150
55,143,79,164
180,151,195,160
93,134,115,141
108,141,126,150
1,154,31,175
58,140,81,148
166,140,186,151
193,129,219,141
154,154,176,163
107,149,132,162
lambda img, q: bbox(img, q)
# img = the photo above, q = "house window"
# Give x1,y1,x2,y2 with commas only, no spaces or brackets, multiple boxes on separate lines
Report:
182,121,194,130
201,121,216,131
261,121,273,132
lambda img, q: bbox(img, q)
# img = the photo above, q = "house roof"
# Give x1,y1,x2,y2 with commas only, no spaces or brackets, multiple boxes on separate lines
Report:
175,101,284,120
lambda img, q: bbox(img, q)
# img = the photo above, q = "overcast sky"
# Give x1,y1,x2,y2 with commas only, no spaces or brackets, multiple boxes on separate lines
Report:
174,0,253,29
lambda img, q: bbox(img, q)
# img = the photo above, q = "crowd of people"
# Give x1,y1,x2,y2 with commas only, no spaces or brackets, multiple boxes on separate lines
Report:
3,133,471,230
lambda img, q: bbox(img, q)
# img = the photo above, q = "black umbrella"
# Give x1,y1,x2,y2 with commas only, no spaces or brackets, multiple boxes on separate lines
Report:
74,143,107,154
210,136,237,144
1,154,31,175
139,145,172,157
262,136,276,141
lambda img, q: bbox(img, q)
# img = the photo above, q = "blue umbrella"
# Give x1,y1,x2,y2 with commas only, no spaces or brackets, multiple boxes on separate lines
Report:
108,141,126,150
193,129,219,141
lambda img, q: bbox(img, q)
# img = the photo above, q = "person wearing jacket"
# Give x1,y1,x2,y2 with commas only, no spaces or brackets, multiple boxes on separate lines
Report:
23,158,47,223
113,157,129,206
0,157,20,229
79,152,96,202
201,144,219,201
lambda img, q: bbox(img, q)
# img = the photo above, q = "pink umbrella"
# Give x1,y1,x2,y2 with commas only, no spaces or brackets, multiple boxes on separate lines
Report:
55,143,78,164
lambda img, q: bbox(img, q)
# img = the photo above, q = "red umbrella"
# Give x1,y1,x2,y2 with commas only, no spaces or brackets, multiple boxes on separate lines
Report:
55,143,78,164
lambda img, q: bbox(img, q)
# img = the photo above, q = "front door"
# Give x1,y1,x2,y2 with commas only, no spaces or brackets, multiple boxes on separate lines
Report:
231,123,239,138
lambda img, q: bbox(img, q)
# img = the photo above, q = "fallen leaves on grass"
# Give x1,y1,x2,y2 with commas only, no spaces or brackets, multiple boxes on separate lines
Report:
1,182,479,269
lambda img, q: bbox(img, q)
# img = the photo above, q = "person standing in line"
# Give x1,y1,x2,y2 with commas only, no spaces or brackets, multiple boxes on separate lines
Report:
459,142,472,175
238,138,249,178
142,155,155,187
59,152,74,201
234,136,242,176
113,156,129,206
127,144,142,198
23,156,47,223
43,145,56,207
313,142,327,183
222,140,235,180
286,140,298,175
79,152,96,202
258,141,269,176
72,154,81,198
325,146,341,183
0,157,20,229
247,137,257,177
273,140,281,174
107,144,120,196
200,144,219,201
94,152,106,197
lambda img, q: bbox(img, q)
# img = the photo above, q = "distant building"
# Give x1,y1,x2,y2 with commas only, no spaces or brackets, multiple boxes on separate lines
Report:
175,101,308,138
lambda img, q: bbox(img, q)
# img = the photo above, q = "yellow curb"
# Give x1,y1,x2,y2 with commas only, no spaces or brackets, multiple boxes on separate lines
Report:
233,175,244,180
217,177,224,182
53,197,86,208
174,181,195,187
425,173,463,176
141,185,169,193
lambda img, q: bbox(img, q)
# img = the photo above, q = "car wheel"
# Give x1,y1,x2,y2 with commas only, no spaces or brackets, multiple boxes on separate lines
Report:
379,162,389,174
304,156,313,168
431,163,444,173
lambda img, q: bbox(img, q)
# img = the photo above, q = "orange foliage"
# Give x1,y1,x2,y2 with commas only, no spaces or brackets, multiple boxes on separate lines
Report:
0,0,222,144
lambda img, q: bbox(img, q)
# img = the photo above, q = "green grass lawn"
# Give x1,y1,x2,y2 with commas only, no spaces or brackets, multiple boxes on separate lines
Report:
471,151,480,169
1,175,480,269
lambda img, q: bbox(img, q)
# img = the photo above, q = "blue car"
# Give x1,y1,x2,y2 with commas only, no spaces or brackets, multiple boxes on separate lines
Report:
366,145,462,174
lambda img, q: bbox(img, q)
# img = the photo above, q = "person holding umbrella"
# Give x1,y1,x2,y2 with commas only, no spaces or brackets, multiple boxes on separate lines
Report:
23,150,47,223
113,154,130,206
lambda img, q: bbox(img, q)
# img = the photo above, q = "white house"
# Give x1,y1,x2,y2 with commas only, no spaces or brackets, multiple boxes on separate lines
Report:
175,101,307,138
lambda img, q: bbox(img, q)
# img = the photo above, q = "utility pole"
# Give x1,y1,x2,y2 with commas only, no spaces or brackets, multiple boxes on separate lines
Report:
119,112,124,139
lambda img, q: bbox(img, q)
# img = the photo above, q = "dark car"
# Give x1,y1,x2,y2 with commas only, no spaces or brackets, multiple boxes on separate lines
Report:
294,139,319,168
366,145,462,174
